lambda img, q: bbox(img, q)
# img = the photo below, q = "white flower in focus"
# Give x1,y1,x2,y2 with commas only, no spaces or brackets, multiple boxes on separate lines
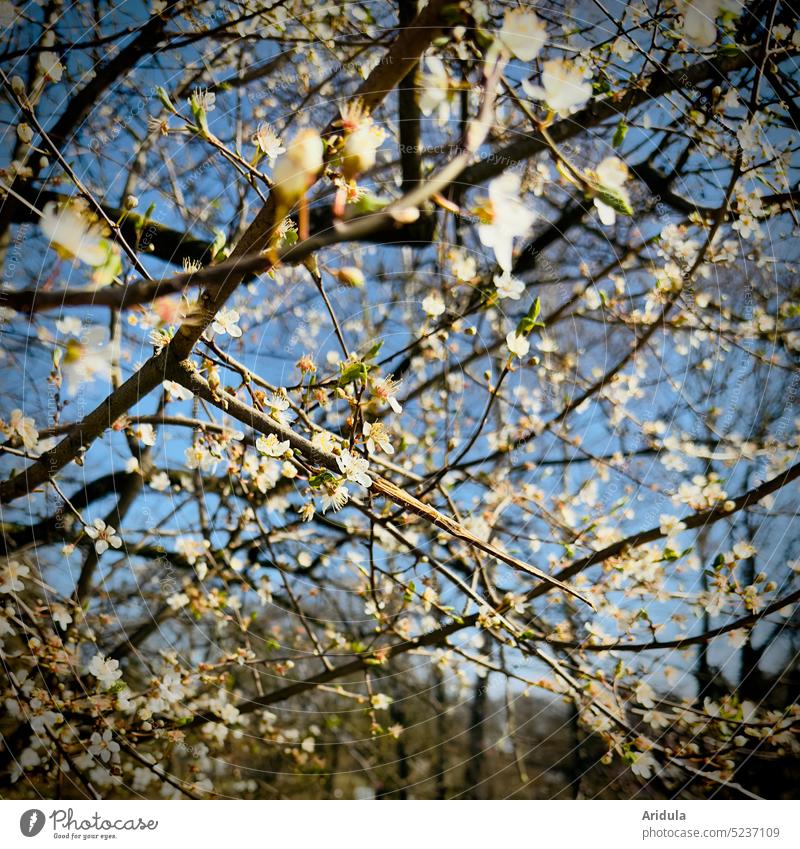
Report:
89,729,120,763
254,123,285,161
498,9,547,61
477,172,535,272
84,519,122,555
523,59,593,116
212,308,242,338
363,421,394,455
337,449,372,488
184,441,218,473
493,271,525,300
267,392,290,422
422,292,446,317
256,433,290,457
372,376,403,414
88,653,123,689
320,483,349,513
772,23,790,40
506,331,530,359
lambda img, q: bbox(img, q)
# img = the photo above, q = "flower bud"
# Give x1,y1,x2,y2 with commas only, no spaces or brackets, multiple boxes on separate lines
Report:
334,266,365,288
340,124,384,180
272,129,324,204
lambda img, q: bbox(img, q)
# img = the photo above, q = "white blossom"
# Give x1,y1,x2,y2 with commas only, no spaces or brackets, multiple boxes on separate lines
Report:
506,331,530,359
253,123,285,160
498,9,547,61
84,519,122,555
212,308,242,338
256,433,290,457
0,560,30,593
89,729,120,763
523,59,592,116
88,653,123,689
422,292,446,317
494,271,525,300
337,449,372,488
477,172,535,272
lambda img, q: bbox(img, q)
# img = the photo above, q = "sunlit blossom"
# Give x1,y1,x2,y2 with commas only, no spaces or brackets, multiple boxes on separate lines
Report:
477,172,535,272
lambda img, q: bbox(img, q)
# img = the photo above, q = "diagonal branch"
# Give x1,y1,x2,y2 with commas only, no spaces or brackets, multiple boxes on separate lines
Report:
166,356,592,606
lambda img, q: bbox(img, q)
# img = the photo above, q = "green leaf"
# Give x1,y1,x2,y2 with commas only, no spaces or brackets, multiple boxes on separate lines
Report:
612,119,628,148
516,296,545,335
189,96,210,137
338,361,369,386
344,192,390,218
592,184,633,216
155,86,178,115
210,229,226,260
363,339,384,361
308,470,337,488
716,42,743,58
92,242,123,287
279,226,298,248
